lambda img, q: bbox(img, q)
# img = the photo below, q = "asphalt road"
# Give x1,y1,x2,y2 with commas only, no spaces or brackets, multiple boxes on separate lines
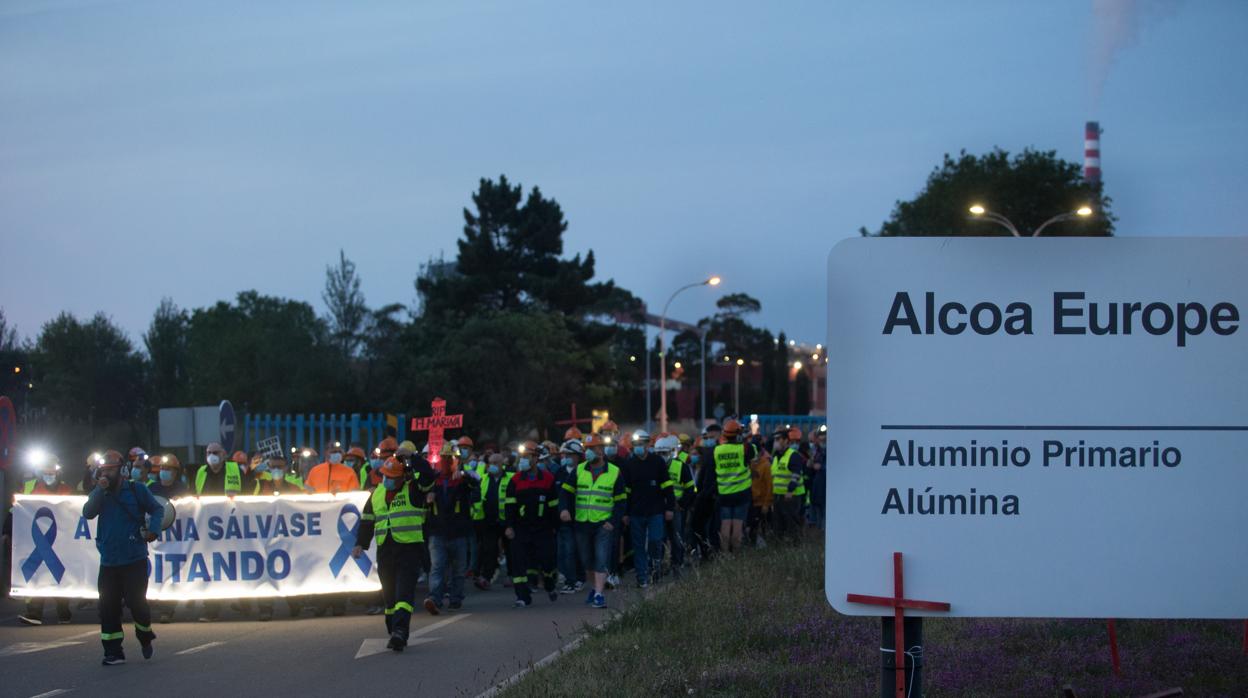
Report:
0,579,632,698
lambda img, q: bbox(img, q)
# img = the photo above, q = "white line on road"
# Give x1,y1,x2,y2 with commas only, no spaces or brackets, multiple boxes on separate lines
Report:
29,689,72,698
175,641,226,656
62,630,98,641
0,641,84,658
410,614,469,638
354,613,470,659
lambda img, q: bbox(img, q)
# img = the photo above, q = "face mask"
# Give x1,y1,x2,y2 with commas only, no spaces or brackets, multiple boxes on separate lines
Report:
634,447,647,458
690,454,701,465
487,464,500,475
383,477,399,491
703,438,716,448
604,446,617,458
329,453,343,464
130,467,145,482
517,458,531,472
270,470,285,481
369,458,381,469
561,457,575,468
43,474,58,486
207,454,222,467
345,459,359,470
159,471,175,485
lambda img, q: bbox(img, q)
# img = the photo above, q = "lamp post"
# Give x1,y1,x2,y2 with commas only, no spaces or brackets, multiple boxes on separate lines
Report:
968,205,1094,237
733,358,745,416
699,328,709,428
659,275,720,434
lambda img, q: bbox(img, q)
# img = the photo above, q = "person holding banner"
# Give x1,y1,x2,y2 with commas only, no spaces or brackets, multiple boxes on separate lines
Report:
352,454,437,652
148,454,188,499
82,449,164,666
17,455,74,626
195,442,246,496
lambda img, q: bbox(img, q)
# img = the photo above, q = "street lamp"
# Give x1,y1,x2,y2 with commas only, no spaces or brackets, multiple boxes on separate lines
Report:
659,275,721,434
733,358,745,416
968,204,1094,237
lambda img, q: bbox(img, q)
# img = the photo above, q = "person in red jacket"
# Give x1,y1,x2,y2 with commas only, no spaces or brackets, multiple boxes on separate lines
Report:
505,441,561,607
17,455,74,625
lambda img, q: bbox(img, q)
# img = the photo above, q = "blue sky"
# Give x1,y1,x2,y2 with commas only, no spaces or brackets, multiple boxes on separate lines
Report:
2,1,1245,349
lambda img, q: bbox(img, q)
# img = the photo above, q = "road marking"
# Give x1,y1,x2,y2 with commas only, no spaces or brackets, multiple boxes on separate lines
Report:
354,613,470,658
62,630,98,640
175,641,226,656
29,689,72,698
0,641,84,658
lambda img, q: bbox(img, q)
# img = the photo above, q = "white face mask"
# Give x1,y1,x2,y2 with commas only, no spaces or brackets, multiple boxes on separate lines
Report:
42,474,58,486
207,454,222,467
328,453,343,464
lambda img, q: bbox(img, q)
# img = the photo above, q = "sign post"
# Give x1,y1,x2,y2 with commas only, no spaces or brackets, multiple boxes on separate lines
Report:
410,398,463,464
826,238,1248,692
219,400,236,453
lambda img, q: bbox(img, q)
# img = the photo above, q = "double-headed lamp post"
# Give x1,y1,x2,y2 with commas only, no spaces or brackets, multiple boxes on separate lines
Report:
659,275,721,434
968,204,1094,237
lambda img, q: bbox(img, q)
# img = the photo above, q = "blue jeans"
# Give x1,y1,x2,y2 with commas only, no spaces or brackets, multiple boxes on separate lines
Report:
428,535,468,605
557,525,584,585
575,522,614,573
629,514,666,584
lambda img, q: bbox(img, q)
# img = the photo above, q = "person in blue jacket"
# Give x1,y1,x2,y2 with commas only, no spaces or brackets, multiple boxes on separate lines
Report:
82,449,164,666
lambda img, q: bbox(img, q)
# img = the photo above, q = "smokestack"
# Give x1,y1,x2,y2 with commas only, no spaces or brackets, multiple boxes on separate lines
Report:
1084,121,1102,184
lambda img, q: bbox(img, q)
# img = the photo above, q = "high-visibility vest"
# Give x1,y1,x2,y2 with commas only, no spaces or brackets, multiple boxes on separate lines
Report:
471,468,512,522
251,471,303,494
22,479,36,494
563,462,621,524
713,443,751,496
771,447,806,497
367,484,426,544
195,461,242,495
667,451,692,499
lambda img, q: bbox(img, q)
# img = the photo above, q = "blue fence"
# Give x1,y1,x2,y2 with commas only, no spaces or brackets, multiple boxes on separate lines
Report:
242,413,410,454
751,414,826,439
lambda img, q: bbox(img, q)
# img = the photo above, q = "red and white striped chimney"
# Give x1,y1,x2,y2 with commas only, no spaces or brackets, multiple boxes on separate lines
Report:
1084,121,1102,184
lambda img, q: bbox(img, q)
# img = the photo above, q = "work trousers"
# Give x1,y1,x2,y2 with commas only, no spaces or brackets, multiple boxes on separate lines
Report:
476,521,506,582
98,559,155,656
428,535,468,605
377,540,422,640
774,496,803,538
630,514,666,585
666,509,687,569
510,526,556,603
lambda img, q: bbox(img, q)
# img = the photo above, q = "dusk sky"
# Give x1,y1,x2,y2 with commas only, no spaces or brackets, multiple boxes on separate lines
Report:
3,1,1245,349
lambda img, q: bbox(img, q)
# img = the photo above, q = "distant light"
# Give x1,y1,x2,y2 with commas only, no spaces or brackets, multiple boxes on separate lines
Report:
815,343,822,350
820,425,827,432
334,441,341,448
1076,206,1093,216
373,447,381,456
26,447,49,468
811,353,819,360
27,383,33,389
793,360,803,369
629,355,636,362
749,414,758,422
788,340,795,347
91,452,103,465
969,205,986,216
735,358,744,366
707,276,722,286
674,361,682,369
518,444,526,454
291,447,298,454
12,366,19,374
301,449,312,458
723,355,731,362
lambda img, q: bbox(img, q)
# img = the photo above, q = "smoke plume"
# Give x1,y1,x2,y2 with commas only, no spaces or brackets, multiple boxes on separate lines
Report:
1089,0,1180,111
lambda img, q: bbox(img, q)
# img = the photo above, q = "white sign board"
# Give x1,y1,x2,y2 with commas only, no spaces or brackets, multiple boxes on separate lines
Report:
825,237,1248,618
158,406,224,448
11,494,379,600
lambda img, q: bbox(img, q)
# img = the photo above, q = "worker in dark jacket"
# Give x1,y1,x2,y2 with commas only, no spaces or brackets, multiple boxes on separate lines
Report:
423,444,479,614
504,441,560,607
473,453,511,590
619,431,675,588
82,449,164,666
690,423,722,560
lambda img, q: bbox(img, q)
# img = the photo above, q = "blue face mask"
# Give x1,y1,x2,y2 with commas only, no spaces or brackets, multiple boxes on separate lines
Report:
369,458,382,469
43,474,58,486
159,471,175,485
634,447,647,458
561,457,575,468
690,454,701,465
517,458,531,472
270,470,286,481
130,467,145,482
487,464,500,475
383,477,399,491
703,438,716,448
604,446,618,458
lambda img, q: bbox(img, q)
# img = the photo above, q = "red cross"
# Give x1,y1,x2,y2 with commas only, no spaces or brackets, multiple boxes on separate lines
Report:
554,403,594,432
410,397,463,464
846,552,950,698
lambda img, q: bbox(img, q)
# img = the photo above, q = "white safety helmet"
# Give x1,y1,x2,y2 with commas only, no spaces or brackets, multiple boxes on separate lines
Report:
654,435,680,455
560,439,585,455
632,430,652,445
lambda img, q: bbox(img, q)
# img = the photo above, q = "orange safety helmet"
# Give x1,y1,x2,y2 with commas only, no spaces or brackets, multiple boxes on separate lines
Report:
232,450,248,465
598,420,619,434
158,453,182,471
347,446,367,461
378,456,406,478
785,427,802,441
518,440,540,456
722,419,743,439
563,426,583,441
457,436,475,448
101,450,125,467
326,442,344,455
377,437,399,456
583,434,605,449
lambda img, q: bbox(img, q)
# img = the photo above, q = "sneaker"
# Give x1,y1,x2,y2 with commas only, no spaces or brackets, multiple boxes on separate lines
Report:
574,581,585,592
423,598,440,615
449,600,462,610
17,615,42,626
365,605,384,616
548,590,559,602
387,632,406,652
559,584,577,595
513,598,532,608
102,654,126,666
417,572,428,585
591,593,607,609
584,588,596,605
605,574,619,589
474,578,490,591
141,643,154,660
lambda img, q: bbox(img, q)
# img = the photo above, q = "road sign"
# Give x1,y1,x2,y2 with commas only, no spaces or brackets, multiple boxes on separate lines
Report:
0,395,14,471
825,237,1248,619
219,400,236,452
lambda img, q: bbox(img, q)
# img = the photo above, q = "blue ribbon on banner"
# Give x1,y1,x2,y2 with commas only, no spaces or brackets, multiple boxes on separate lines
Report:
21,507,66,583
329,503,371,577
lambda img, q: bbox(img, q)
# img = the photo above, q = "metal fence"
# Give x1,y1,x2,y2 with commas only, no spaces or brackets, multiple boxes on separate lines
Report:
751,414,826,439
242,413,410,454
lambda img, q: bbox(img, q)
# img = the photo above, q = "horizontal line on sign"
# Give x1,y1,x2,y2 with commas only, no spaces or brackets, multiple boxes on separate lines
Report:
881,425,1248,431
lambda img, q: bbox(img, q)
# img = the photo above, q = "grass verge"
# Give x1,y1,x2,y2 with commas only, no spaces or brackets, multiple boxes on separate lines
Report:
499,535,1248,697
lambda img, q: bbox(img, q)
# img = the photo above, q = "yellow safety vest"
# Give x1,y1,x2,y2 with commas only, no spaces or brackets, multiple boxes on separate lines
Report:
367,485,426,544
563,462,622,524
472,468,512,522
771,448,806,497
195,461,242,495
713,443,751,496
667,451,692,499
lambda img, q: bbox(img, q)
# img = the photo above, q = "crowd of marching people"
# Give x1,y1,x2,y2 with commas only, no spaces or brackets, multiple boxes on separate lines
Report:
5,417,826,656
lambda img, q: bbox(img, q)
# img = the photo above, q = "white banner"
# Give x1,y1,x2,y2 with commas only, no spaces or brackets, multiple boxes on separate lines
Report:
10,493,380,600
